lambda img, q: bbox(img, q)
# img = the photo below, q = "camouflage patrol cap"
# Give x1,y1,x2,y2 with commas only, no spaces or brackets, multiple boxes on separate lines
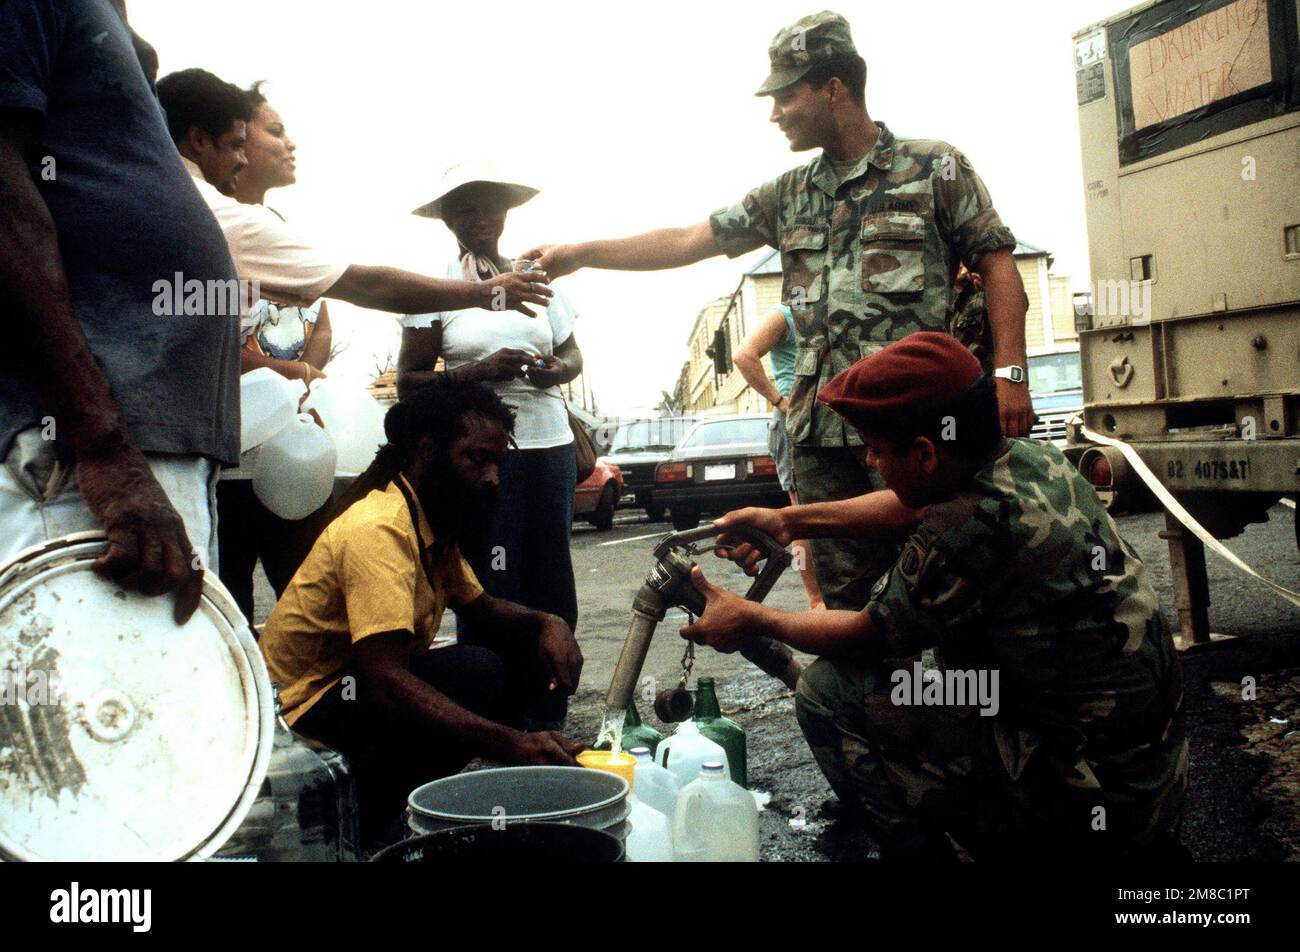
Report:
755,10,859,96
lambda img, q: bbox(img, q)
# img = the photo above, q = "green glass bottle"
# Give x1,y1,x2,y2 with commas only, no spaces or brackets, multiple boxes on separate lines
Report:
693,677,747,788
593,700,664,755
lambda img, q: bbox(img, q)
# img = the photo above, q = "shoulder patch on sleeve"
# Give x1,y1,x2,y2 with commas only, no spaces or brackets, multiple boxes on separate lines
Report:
897,536,930,589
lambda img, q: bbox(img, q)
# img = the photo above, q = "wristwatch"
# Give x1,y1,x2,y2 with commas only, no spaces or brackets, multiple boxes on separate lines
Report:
994,365,1026,384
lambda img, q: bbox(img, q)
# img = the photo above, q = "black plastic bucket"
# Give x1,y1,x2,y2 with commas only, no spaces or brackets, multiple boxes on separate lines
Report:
371,822,625,863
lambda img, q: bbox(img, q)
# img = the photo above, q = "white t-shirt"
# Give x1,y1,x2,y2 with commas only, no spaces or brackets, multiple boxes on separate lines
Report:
182,158,347,339
402,260,576,450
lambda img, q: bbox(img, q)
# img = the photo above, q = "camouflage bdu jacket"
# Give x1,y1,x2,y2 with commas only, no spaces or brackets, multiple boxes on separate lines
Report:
866,438,1188,840
709,122,1016,448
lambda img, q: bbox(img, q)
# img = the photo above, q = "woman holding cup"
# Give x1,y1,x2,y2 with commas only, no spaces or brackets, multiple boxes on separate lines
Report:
397,161,584,729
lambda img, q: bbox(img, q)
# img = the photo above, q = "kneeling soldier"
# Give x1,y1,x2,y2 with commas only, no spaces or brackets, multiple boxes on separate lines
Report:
683,332,1187,860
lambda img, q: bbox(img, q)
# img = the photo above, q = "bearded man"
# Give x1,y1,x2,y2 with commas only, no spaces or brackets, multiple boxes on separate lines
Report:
259,377,584,848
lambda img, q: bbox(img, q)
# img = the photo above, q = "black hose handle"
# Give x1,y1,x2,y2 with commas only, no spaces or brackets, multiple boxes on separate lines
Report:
653,524,792,604
657,524,804,691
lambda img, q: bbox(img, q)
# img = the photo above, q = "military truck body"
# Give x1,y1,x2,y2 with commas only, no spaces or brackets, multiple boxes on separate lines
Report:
1070,0,1299,642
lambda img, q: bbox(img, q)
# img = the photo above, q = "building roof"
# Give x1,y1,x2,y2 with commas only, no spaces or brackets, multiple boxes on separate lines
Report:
1013,240,1051,258
687,295,732,344
1013,240,1055,271
747,248,781,275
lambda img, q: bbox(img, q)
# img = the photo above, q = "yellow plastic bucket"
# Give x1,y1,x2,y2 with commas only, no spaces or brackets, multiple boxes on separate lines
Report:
577,750,637,790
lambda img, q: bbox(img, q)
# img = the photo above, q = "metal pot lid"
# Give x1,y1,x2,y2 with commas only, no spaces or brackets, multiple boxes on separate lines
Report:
0,532,273,861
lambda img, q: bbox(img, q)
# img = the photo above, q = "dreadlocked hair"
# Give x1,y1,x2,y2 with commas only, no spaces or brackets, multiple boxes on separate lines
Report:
327,376,516,522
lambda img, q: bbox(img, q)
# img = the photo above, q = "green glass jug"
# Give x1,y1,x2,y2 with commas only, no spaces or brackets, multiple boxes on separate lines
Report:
693,677,747,788
594,700,664,755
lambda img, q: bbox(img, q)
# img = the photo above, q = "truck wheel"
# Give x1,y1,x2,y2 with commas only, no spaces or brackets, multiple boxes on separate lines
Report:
671,506,701,531
590,484,617,531
645,502,667,523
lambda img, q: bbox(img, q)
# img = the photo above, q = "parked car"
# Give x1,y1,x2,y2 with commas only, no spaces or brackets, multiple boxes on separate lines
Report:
1027,345,1083,447
604,416,698,522
574,458,623,531
653,415,787,531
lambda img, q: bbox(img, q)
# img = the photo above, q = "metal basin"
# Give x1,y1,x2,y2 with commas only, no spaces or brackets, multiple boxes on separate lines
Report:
375,822,625,863
406,766,630,840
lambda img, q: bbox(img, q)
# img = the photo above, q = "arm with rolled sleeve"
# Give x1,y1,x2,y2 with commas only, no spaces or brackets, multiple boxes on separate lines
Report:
933,149,1016,268
933,149,1030,436
708,178,780,258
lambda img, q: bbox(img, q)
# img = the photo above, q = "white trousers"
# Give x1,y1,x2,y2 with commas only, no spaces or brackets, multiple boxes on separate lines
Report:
0,426,219,572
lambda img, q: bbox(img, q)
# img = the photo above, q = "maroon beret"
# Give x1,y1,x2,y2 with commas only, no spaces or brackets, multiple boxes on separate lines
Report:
818,332,984,432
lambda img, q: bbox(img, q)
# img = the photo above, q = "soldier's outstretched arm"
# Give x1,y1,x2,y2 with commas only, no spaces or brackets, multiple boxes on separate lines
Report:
714,492,921,576
521,220,720,280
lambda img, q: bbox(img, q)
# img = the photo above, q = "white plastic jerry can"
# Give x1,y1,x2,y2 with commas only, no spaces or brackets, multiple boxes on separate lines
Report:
629,746,680,820
671,762,760,863
239,366,302,453
654,720,728,790
252,412,337,520
625,797,674,862
300,378,387,476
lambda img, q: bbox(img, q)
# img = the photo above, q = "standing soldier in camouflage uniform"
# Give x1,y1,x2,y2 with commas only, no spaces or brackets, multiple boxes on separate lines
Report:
686,333,1188,861
527,11,1033,610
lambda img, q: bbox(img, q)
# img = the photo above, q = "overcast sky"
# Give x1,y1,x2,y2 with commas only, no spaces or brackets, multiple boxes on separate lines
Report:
130,0,1124,415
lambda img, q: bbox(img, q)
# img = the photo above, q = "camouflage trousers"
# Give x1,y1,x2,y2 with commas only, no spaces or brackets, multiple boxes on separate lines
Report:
790,445,899,611
794,656,1190,859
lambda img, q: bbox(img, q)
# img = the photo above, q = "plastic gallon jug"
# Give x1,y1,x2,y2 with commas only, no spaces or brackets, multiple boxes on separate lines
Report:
625,797,673,862
629,746,680,820
654,719,728,789
671,762,760,862
252,412,337,520
239,367,302,453
301,378,387,476
693,677,747,787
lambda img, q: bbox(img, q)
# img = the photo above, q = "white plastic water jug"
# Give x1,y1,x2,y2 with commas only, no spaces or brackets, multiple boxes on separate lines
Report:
252,413,337,520
300,378,387,476
625,797,673,862
654,720,728,790
671,761,760,862
239,367,303,453
629,746,679,820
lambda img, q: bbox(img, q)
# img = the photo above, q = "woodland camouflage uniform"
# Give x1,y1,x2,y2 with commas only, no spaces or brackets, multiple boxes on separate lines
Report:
710,11,1018,609
795,438,1189,858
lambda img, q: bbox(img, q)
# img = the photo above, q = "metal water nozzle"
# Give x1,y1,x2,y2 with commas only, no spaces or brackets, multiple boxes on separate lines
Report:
653,686,694,722
604,524,805,717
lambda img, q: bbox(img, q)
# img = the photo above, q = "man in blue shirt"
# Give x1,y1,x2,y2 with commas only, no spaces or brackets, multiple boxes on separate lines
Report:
0,0,241,621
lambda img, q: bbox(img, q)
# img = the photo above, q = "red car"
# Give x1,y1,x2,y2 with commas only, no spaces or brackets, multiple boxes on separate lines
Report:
574,458,624,531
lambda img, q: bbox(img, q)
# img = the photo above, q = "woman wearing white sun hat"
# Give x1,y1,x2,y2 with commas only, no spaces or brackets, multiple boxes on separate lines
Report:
397,160,584,729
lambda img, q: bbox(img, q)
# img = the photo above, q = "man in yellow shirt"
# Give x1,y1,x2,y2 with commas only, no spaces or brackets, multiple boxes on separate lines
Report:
260,378,584,846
